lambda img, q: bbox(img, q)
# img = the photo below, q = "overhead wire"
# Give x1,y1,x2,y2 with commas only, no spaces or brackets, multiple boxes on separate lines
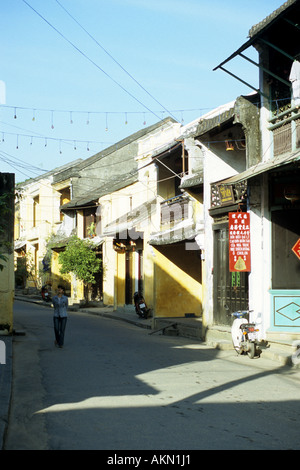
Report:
0,151,43,180
0,150,49,173
54,0,178,122
21,0,175,124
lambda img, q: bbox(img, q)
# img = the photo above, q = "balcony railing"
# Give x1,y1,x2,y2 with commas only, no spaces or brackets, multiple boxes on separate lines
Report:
160,194,191,230
269,103,300,157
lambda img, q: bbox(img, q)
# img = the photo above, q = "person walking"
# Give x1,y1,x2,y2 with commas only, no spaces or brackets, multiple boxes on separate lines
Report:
52,285,68,348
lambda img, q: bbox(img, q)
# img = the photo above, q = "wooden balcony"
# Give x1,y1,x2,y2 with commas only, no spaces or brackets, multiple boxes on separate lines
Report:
160,194,191,230
269,104,300,157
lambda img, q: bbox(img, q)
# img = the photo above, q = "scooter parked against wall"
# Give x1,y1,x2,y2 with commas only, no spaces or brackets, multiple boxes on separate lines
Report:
41,284,52,302
226,306,261,359
133,291,150,319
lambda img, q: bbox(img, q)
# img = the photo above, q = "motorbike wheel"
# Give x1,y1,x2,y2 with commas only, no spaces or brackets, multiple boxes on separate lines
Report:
141,309,147,319
247,342,256,359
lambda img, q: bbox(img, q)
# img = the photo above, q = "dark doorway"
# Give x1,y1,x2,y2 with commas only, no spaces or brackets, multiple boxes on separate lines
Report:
213,224,249,325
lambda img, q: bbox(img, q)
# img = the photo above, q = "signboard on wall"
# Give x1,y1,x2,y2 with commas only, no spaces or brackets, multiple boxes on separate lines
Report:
218,184,235,205
229,212,251,272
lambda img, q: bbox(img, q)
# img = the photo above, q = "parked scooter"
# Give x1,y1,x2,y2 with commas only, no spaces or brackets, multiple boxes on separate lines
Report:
227,307,261,359
133,291,150,319
41,284,52,302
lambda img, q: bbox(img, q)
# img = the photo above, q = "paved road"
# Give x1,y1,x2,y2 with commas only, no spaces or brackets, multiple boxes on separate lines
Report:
4,300,300,450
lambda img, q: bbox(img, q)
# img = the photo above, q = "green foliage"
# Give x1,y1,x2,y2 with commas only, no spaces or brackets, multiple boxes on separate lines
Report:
0,253,8,271
58,236,101,285
0,188,14,270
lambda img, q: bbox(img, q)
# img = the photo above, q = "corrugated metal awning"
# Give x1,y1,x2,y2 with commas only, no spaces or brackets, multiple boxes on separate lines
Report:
222,150,300,185
50,236,104,251
14,240,26,250
149,220,203,246
213,0,298,98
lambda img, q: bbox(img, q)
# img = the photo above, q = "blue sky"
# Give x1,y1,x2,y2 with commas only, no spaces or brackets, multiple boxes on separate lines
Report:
1,0,284,182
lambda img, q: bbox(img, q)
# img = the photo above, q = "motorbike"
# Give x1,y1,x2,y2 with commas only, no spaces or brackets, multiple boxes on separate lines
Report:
230,309,260,359
41,285,52,302
133,291,150,319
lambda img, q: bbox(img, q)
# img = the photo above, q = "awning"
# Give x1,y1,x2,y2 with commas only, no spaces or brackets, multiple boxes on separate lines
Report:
51,236,104,251
14,240,26,250
149,220,203,246
179,173,203,190
86,236,104,247
103,199,157,237
213,0,298,97
222,150,300,185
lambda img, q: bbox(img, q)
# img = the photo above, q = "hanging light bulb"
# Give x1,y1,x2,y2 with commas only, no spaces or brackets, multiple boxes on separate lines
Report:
70,111,73,124
51,110,54,129
32,109,36,122
225,139,235,151
284,185,300,204
14,107,17,119
125,112,128,125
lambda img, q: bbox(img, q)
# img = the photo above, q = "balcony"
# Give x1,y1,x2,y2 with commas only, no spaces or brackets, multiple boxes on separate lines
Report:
150,194,202,246
27,224,39,242
269,103,300,157
160,194,191,230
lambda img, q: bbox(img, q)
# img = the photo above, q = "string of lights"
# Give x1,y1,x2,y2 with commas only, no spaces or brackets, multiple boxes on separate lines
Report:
0,126,247,157
0,103,209,126
0,129,111,151
0,95,291,128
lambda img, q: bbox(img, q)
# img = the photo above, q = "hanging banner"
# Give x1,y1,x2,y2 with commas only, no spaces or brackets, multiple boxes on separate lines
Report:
229,212,251,272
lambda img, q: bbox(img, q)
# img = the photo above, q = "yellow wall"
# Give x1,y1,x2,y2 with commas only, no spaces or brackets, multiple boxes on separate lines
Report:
116,251,126,306
102,238,115,306
0,253,14,333
153,244,202,318
100,180,156,308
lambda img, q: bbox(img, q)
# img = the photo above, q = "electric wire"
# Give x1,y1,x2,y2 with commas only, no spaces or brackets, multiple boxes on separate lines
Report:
21,0,171,124
54,0,178,122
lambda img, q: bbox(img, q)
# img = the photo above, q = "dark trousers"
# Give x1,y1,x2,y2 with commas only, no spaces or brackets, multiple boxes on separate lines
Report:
53,317,67,347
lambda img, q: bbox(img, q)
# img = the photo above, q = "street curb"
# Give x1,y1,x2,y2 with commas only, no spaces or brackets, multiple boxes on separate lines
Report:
14,296,299,366
79,307,152,330
14,295,153,329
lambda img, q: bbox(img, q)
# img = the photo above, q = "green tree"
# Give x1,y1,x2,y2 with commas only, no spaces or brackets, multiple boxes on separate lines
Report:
0,188,15,271
58,236,101,303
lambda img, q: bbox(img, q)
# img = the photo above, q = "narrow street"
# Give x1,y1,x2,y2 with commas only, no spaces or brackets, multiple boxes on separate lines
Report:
4,300,300,451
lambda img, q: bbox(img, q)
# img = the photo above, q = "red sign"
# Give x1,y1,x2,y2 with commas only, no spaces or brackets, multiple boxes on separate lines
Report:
229,212,251,272
292,238,300,260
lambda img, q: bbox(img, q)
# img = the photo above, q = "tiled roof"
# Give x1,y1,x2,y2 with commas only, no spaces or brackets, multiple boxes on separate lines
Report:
249,0,298,38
